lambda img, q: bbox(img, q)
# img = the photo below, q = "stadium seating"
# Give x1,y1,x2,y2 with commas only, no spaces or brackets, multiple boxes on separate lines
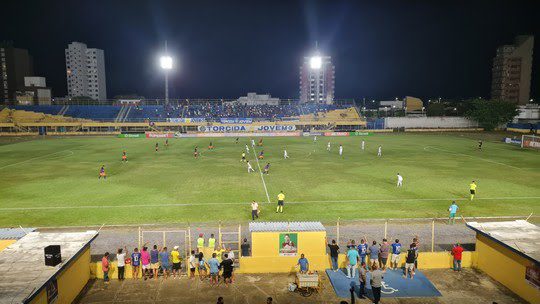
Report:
0,108,90,123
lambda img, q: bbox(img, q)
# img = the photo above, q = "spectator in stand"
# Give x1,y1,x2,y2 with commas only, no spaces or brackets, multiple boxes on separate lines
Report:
370,264,385,304
171,246,182,278
412,237,420,271
198,252,208,280
189,250,197,279
197,233,205,253
208,234,217,251
116,247,126,280
404,243,417,279
357,239,368,266
208,253,220,286
150,245,160,279
102,252,110,283
220,253,234,286
451,243,464,272
159,247,171,279
141,246,151,280
241,238,250,257
358,261,367,299
216,296,224,304
379,239,390,269
346,245,359,278
297,253,309,274
391,239,402,270
369,241,380,269
327,238,340,272
131,248,141,279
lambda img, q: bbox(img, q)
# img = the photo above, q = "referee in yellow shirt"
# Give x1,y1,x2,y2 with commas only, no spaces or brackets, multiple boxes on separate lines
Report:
276,191,285,213
469,181,477,201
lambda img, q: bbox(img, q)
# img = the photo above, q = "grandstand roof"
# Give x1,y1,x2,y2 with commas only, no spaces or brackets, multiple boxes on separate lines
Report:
0,227,35,240
249,221,325,232
467,220,540,264
0,231,98,304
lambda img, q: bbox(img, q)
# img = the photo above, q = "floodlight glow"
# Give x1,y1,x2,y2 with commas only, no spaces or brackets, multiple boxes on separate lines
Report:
310,56,322,69
160,56,173,70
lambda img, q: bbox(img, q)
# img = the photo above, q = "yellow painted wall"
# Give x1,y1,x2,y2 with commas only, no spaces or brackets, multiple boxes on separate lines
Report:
251,231,327,257
475,234,540,304
30,247,91,304
0,240,16,252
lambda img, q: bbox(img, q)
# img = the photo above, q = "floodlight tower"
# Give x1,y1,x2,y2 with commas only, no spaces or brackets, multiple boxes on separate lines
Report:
160,41,173,103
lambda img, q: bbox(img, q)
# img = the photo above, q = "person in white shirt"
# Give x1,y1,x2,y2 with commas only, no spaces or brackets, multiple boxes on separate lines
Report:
245,144,250,153
227,247,235,260
313,136,317,143
339,144,343,156
251,201,259,220
361,140,365,150
327,142,331,151
117,247,127,280
284,149,289,159
247,161,255,173
189,251,197,279
251,139,255,146
377,145,382,157
397,173,403,187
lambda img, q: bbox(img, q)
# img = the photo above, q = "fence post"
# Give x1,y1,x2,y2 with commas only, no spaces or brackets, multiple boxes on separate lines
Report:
238,224,242,255
138,226,141,249
187,226,192,255
336,217,340,245
218,221,222,247
384,220,388,239
431,220,435,252
163,231,166,248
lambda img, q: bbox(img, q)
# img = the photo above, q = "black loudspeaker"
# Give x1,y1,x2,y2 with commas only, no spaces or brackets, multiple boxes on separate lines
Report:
44,245,61,266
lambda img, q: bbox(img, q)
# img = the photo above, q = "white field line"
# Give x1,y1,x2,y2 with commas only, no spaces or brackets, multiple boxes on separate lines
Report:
249,138,271,204
0,149,74,170
1,196,539,211
423,146,522,170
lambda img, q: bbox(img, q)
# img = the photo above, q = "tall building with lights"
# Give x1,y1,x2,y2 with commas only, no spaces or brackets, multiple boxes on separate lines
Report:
0,45,34,104
491,35,534,105
299,54,335,104
65,42,106,100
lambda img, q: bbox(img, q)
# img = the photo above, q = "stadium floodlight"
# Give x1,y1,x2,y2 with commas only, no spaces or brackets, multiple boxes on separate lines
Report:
310,56,322,69
160,56,173,70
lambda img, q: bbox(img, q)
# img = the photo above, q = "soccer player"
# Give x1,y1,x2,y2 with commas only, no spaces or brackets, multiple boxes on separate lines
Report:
208,141,214,149
235,137,239,144
397,173,403,187
251,139,255,147
469,180,477,200
247,161,255,173
313,136,317,143
122,151,127,162
361,140,365,151
377,145,382,157
391,239,402,270
99,165,106,179
258,138,263,146
478,140,483,150
339,144,343,156
241,152,246,162
327,142,331,151
448,201,459,224
258,150,264,159
245,144,250,153
194,146,199,158
283,149,289,159
155,142,159,152
263,163,270,174
276,191,285,213
165,139,169,147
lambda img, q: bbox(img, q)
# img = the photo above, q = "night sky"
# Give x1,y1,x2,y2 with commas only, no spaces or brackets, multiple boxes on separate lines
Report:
1,0,539,101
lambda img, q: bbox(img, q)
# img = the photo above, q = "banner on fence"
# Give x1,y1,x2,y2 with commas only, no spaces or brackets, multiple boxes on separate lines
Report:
118,133,145,138
349,131,372,136
503,137,522,145
175,132,301,138
220,118,253,124
167,118,206,123
324,132,350,137
198,125,296,133
146,132,174,138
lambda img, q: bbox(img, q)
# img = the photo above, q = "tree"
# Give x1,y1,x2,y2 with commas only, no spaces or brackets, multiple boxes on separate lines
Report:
465,99,519,131
426,103,445,116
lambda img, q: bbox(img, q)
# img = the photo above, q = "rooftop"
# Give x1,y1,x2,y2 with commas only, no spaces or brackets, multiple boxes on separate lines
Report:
0,231,98,304
467,220,540,264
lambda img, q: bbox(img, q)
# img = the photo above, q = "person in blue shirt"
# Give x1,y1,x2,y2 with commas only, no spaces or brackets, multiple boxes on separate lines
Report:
346,246,360,278
159,247,171,279
357,239,368,266
131,248,142,279
150,245,160,279
391,239,402,270
369,240,380,269
297,254,309,274
208,253,221,286
448,201,459,225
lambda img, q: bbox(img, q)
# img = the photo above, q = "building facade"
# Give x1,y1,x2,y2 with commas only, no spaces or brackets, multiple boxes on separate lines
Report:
491,35,534,105
237,92,280,105
0,46,34,104
16,77,52,105
65,42,107,100
299,55,335,104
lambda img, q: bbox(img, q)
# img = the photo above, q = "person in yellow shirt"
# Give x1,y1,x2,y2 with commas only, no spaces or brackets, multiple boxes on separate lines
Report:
469,181,477,201
170,246,182,278
276,191,285,213
208,234,216,250
197,233,205,252
213,244,225,263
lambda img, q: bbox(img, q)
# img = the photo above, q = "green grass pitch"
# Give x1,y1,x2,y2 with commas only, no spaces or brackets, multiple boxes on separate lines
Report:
0,133,539,227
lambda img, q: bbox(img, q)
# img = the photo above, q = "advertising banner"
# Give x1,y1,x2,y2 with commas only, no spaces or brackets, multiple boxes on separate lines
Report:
198,125,296,133
503,137,522,145
279,233,298,256
349,131,372,136
145,132,174,138
118,133,145,138
167,118,206,123
220,118,253,124
324,132,350,137
175,132,301,138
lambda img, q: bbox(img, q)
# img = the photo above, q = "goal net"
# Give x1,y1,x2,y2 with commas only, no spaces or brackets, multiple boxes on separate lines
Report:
521,135,540,149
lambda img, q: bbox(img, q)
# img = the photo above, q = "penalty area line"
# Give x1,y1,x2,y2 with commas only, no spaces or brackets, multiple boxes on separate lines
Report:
1,196,539,211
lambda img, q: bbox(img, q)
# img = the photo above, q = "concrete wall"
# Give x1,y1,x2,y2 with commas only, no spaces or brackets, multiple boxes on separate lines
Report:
0,240,16,252
385,117,478,129
30,246,91,304
475,234,540,304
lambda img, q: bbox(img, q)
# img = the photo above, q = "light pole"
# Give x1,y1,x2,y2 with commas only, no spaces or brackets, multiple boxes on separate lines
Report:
160,41,173,103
